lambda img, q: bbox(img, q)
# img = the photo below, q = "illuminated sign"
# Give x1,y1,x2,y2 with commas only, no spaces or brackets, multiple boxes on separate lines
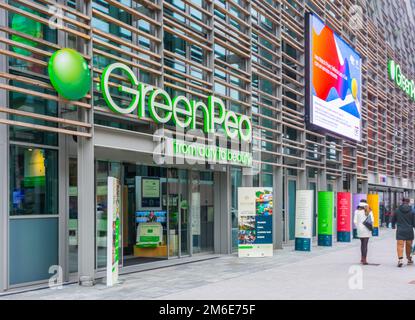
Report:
388,60,415,101
172,140,252,166
306,14,362,142
101,63,252,142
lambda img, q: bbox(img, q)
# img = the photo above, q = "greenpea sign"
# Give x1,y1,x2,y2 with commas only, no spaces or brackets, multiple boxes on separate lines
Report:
317,191,334,246
101,63,252,142
48,48,91,100
388,59,415,101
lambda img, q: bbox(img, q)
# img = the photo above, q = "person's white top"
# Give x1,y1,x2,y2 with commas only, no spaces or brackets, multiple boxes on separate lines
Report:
353,209,374,238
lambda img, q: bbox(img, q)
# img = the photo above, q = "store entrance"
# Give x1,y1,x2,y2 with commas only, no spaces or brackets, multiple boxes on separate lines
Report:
122,164,169,266
95,160,214,270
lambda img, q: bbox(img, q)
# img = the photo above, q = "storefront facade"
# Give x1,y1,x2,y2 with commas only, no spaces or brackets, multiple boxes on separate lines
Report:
1,0,415,291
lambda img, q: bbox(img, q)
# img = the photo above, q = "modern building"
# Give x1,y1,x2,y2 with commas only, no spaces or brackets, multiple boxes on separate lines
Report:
0,0,415,291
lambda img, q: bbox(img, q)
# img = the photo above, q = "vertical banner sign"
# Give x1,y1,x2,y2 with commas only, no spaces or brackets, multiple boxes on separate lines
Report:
367,194,380,236
107,177,121,287
238,187,273,257
337,192,351,242
352,193,366,239
295,190,314,251
318,191,334,246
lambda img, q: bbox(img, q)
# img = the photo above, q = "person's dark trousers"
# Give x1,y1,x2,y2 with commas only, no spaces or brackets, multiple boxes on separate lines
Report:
360,237,369,262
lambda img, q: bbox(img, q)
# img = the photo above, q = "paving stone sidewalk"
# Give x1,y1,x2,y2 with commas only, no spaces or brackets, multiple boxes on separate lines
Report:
2,228,414,300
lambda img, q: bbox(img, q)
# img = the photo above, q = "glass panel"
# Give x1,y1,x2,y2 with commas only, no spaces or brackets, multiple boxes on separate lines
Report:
69,158,78,273
192,171,214,253
95,161,122,269
231,168,242,252
9,145,58,216
168,169,179,257
282,175,286,242
179,170,189,256
9,217,58,285
288,180,296,241
309,182,317,237
96,160,109,269
123,164,168,266
9,82,58,146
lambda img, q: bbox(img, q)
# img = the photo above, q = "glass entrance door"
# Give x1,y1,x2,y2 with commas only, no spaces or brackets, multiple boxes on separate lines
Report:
167,169,190,257
191,171,214,254
287,179,297,241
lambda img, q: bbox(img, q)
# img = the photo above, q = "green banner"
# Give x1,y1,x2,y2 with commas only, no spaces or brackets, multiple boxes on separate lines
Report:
317,191,334,235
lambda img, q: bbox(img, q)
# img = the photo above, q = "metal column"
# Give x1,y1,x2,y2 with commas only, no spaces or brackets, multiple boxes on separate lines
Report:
77,0,95,286
214,169,231,254
77,135,95,286
273,166,283,249
59,135,69,282
0,7,8,291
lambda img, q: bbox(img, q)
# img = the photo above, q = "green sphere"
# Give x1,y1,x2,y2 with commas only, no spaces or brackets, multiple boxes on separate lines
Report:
48,48,91,100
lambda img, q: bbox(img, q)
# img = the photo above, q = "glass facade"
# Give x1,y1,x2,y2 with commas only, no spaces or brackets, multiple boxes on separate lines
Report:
1,0,415,290
9,146,58,216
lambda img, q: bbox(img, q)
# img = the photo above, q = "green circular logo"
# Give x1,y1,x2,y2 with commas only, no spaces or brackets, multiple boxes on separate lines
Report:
48,48,91,100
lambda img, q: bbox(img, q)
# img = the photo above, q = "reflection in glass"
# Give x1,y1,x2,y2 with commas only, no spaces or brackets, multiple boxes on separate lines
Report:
9,145,58,216
69,158,78,273
192,171,214,254
231,168,242,252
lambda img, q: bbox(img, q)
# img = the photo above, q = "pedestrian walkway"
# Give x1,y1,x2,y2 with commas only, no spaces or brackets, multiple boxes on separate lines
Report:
2,228,415,300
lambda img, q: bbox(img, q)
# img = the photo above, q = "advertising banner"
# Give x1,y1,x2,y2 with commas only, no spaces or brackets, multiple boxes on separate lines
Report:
318,191,334,246
306,13,362,142
107,177,121,287
337,192,351,242
238,187,273,257
367,194,380,236
295,190,314,251
352,193,366,239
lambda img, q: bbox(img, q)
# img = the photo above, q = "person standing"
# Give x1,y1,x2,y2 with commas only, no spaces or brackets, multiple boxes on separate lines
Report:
380,202,386,227
353,202,374,265
393,198,415,267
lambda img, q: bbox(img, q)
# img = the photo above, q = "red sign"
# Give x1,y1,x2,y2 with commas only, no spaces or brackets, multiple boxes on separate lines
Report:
337,192,351,232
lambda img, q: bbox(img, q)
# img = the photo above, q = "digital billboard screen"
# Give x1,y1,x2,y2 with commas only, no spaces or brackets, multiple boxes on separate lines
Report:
306,13,362,142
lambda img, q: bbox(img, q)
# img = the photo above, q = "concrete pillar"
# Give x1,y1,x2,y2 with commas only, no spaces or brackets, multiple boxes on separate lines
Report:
0,10,8,291
77,135,95,286
242,169,253,187
350,174,358,194
298,168,307,190
273,166,283,249
361,180,369,193
0,122,7,292
214,170,231,254
59,135,69,282
0,111,7,293
336,176,343,193
77,0,95,287
318,168,327,191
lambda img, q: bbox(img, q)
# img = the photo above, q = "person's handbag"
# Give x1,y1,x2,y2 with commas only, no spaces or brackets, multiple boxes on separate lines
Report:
363,215,373,232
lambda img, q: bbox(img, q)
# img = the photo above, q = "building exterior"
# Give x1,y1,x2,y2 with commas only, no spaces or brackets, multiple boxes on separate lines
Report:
0,0,415,291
